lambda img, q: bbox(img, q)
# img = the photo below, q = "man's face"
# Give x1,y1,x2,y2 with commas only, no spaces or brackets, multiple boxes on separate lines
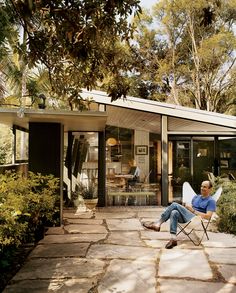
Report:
200,181,212,197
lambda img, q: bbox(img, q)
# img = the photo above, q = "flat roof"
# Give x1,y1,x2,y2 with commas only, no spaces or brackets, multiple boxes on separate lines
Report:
0,108,107,131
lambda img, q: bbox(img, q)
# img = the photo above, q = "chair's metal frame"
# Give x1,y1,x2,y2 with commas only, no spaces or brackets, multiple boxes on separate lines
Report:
177,217,211,246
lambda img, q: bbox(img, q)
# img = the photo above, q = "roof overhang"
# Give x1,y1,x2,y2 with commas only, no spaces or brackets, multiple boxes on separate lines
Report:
0,108,107,132
81,89,236,130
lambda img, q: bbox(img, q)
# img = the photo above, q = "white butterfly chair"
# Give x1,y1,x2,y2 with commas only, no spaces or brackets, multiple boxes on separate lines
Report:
176,182,222,246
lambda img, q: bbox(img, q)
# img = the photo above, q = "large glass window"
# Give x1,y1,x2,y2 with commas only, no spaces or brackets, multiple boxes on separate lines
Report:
0,124,13,165
219,137,236,179
105,126,160,206
106,126,133,163
66,132,99,198
169,136,236,202
169,136,215,200
192,137,215,191
169,139,192,201
15,127,29,162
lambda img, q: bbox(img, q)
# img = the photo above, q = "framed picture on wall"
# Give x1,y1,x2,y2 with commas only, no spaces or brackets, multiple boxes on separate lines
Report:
135,145,148,155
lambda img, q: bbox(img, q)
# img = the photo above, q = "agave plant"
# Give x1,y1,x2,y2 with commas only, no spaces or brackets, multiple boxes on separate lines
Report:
76,182,97,200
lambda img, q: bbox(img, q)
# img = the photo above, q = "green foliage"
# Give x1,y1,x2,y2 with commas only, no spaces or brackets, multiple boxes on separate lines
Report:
1,0,142,107
214,178,236,235
127,0,236,112
0,171,60,249
74,182,97,200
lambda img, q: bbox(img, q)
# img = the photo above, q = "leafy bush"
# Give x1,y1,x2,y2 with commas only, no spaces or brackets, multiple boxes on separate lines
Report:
214,178,236,235
0,171,60,248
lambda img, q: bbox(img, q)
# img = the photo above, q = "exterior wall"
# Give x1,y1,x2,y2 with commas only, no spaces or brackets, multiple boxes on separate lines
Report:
29,123,63,177
0,163,28,175
29,122,64,223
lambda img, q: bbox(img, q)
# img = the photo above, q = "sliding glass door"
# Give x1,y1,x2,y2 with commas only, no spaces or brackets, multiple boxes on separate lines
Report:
170,136,215,200
192,137,215,192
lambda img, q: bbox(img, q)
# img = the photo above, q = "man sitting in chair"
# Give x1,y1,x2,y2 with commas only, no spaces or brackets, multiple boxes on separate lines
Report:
126,159,140,190
143,180,216,249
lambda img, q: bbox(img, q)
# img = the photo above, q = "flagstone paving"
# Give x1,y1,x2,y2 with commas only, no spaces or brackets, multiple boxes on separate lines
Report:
12,258,105,280
216,264,236,283
65,218,103,225
87,244,159,260
104,231,146,246
159,249,213,280
106,218,144,231
64,223,107,234
39,233,107,244
158,279,236,293
205,247,236,264
3,207,236,293
97,259,157,293
30,243,90,258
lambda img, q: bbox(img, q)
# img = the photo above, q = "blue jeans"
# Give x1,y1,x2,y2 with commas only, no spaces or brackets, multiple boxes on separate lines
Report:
160,202,195,235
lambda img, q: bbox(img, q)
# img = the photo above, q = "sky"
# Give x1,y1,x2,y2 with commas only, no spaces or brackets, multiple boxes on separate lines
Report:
140,0,157,9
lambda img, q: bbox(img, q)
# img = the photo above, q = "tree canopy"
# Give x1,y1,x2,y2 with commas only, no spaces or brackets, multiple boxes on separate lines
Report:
127,0,236,112
0,0,236,113
0,0,141,109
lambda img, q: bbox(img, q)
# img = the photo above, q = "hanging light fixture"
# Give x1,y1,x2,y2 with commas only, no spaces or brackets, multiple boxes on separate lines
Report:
106,137,117,146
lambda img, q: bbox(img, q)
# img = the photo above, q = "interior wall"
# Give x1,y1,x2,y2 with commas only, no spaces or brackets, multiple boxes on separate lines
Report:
134,130,149,182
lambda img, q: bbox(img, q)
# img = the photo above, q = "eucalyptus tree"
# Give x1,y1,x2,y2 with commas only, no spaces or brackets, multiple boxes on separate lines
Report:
129,0,236,113
154,0,236,112
127,9,170,101
4,0,141,109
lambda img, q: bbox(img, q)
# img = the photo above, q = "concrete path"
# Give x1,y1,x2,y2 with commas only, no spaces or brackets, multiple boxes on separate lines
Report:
3,207,236,293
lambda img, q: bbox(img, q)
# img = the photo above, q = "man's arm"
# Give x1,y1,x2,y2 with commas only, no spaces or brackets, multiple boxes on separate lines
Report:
185,205,213,220
194,210,213,220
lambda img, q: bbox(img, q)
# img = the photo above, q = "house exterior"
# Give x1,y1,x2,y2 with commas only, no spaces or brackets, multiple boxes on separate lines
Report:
1,89,236,217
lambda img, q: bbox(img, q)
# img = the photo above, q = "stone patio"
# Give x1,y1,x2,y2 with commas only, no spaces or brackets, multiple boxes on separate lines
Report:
3,207,236,293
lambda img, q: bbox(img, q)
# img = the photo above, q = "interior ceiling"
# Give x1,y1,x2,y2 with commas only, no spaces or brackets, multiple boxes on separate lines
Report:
106,106,161,133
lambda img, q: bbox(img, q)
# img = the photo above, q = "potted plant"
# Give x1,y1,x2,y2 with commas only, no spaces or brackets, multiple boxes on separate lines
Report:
76,182,98,211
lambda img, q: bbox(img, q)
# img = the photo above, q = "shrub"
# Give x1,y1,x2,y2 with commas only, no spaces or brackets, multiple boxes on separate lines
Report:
0,171,60,248
214,178,236,235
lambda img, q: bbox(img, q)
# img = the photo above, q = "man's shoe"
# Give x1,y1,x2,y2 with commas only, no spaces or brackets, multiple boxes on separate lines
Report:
165,239,177,249
142,222,160,232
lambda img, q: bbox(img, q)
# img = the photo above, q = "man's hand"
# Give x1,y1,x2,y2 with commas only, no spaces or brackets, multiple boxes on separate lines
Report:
185,205,195,213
